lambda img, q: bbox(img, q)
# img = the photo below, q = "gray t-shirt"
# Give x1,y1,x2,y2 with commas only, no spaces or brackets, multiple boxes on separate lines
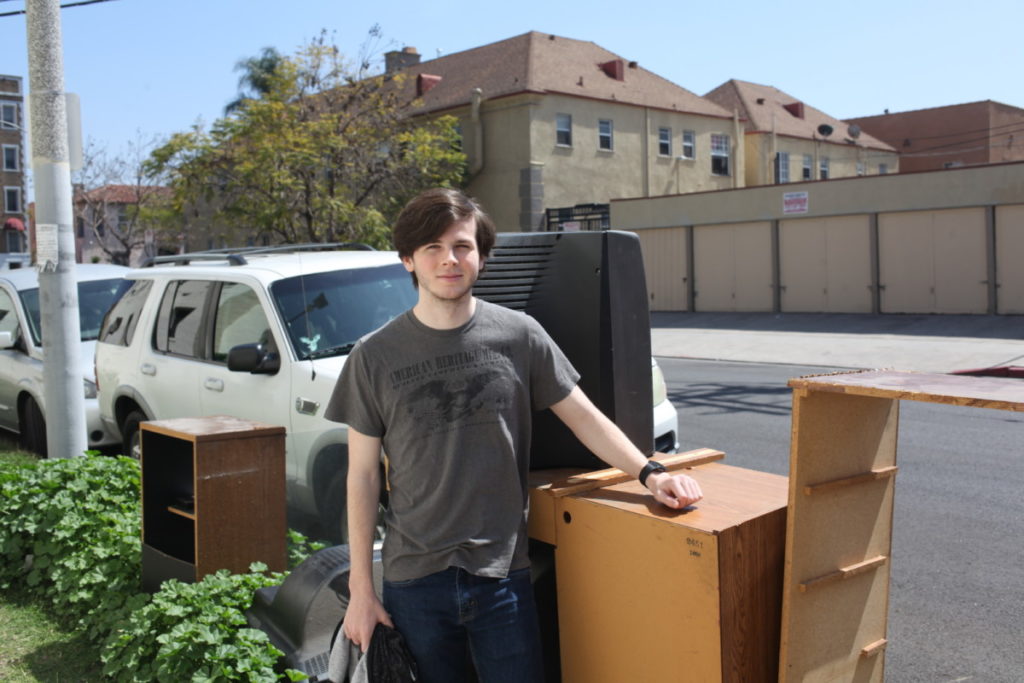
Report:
325,299,580,582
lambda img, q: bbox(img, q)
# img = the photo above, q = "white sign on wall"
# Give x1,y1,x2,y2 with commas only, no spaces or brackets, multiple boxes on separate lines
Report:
783,191,809,215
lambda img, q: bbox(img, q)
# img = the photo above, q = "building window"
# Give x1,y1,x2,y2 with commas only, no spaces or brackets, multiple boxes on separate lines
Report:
598,119,613,151
710,134,730,176
658,127,672,156
4,187,20,214
856,161,865,176
802,154,813,180
0,103,17,130
556,113,572,147
682,130,695,159
819,157,830,180
5,230,22,253
2,145,17,171
776,151,790,184
879,163,889,175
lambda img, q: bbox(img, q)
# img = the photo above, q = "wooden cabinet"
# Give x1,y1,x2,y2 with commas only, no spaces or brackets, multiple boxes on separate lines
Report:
529,453,788,682
141,416,287,593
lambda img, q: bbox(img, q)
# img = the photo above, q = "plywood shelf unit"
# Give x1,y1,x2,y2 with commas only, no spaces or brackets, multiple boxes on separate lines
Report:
141,416,287,593
778,370,1024,683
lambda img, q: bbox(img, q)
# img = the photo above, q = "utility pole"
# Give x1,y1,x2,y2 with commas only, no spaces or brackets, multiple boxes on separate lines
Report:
26,0,86,458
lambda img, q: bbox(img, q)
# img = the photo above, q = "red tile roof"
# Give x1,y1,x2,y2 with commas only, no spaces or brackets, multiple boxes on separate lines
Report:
397,32,735,120
76,184,172,205
706,79,895,151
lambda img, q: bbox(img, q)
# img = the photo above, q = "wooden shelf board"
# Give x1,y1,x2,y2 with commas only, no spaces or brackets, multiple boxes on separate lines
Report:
789,370,1024,412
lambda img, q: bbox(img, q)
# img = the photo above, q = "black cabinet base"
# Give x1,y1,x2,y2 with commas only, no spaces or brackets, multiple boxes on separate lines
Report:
142,543,196,593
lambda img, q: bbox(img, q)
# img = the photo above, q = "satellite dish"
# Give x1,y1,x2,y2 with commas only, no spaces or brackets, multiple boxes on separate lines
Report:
847,124,861,139
817,124,834,137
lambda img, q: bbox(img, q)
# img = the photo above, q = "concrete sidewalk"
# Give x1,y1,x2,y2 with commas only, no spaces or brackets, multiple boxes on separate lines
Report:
650,312,1024,374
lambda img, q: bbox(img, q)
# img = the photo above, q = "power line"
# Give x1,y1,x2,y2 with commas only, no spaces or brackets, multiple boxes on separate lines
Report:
0,0,118,18
901,124,1024,155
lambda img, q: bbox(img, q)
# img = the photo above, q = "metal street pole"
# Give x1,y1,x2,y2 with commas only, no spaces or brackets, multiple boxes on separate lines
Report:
26,0,86,458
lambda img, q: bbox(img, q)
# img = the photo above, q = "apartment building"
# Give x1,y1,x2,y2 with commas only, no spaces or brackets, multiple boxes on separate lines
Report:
705,80,898,187
848,100,1024,173
1,75,28,264
387,32,743,232
74,183,171,265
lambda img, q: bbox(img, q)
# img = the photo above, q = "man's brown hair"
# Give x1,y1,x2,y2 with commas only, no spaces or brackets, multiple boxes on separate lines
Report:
393,188,496,286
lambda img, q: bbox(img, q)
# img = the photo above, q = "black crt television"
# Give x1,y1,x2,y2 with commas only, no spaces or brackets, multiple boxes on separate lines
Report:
473,230,653,470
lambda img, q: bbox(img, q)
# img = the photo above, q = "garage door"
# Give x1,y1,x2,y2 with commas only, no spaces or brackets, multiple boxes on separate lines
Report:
879,208,987,314
634,227,688,311
694,222,772,312
996,205,1024,314
780,215,872,313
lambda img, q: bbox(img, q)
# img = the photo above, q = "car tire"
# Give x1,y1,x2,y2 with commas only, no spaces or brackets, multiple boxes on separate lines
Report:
20,396,47,457
120,409,147,460
320,472,351,545
320,470,387,545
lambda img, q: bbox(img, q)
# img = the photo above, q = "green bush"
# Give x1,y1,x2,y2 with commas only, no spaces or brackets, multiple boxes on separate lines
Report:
0,454,321,681
0,453,144,640
100,563,304,682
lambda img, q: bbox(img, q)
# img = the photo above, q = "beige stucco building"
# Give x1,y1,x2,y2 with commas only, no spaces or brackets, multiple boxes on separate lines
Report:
705,80,899,187
388,33,744,232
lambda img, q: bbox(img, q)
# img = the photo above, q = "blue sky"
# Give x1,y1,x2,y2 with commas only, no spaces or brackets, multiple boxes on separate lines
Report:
5,0,1023,162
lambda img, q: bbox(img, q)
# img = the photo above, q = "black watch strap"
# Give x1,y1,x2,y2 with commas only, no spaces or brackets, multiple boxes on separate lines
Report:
638,460,667,487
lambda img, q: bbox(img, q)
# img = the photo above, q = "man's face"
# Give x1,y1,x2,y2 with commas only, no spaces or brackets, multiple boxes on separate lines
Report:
402,217,482,304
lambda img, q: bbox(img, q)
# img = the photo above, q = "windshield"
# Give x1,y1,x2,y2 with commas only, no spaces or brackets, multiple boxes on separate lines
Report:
270,263,417,360
20,277,133,344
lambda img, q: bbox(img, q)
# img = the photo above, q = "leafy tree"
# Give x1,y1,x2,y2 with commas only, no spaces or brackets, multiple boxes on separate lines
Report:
150,31,465,249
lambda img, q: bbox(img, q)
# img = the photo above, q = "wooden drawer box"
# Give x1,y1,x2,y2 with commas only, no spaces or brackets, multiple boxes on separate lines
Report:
530,461,788,682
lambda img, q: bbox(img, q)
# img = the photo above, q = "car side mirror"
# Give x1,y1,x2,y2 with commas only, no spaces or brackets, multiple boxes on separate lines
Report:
227,343,281,375
0,331,13,350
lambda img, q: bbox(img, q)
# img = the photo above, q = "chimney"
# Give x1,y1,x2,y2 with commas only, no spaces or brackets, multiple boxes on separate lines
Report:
385,46,421,74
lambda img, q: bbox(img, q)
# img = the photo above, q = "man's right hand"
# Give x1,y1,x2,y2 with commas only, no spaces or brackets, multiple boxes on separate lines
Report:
342,588,394,652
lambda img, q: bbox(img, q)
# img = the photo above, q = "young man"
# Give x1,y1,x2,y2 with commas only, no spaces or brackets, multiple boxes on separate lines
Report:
326,188,702,682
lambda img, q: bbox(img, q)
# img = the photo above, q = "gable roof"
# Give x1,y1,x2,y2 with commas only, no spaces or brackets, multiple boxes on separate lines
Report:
705,79,895,151
396,32,735,120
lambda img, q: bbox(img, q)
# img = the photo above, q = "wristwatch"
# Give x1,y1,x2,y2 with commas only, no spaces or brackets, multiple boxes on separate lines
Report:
638,459,667,487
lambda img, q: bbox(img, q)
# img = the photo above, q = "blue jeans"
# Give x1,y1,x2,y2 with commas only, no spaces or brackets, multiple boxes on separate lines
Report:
382,566,545,683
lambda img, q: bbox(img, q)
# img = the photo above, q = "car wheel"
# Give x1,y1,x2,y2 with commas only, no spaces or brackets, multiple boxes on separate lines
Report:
20,396,47,457
320,471,386,545
321,473,348,545
120,409,147,459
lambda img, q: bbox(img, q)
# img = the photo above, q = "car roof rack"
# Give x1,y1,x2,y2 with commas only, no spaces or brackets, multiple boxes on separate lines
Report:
140,242,376,268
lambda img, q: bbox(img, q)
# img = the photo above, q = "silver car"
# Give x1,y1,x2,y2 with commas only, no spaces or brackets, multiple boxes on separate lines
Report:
0,264,128,455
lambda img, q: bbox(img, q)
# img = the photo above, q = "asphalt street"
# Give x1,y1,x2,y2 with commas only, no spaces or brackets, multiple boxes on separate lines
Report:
655,314,1024,683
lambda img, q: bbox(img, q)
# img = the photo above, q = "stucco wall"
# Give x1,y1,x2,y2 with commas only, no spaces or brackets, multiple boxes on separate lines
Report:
613,162,1024,314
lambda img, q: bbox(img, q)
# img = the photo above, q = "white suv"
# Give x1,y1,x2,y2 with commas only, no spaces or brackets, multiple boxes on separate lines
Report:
95,246,678,541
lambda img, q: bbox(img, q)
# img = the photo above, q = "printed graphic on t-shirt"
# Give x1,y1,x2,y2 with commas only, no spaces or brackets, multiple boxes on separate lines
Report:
389,345,516,435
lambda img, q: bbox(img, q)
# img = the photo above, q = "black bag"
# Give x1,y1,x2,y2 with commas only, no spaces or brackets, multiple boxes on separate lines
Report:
365,623,419,683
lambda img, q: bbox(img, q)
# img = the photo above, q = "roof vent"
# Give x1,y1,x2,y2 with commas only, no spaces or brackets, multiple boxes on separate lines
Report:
599,59,625,81
628,61,638,69
756,97,766,105
783,102,805,119
417,73,442,96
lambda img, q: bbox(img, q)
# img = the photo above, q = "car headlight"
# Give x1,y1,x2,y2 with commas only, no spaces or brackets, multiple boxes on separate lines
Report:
84,378,98,399
651,359,668,407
